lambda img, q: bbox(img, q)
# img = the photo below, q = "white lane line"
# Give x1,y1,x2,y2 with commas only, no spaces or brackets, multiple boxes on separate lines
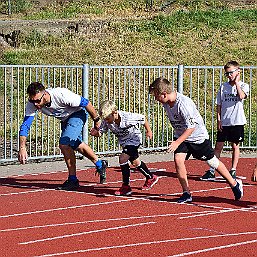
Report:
179,208,239,219
0,198,137,219
20,221,156,245
32,231,257,257
0,189,50,196
1,210,216,232
167,239,257,257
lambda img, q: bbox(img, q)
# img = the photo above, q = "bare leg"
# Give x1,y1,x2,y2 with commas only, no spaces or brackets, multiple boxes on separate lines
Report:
208,141,224,172
174,153,189,192
59,144,76,176
214,141,224,159
251,164,257,182
76,142,98,164
215,161,236,187
231,142,240,170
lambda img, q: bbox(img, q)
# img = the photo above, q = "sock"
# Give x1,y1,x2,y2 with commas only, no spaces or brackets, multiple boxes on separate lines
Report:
95,160,102,169
209,167,215,173
137,161,152,179
120,162,130,185
68,175,77,181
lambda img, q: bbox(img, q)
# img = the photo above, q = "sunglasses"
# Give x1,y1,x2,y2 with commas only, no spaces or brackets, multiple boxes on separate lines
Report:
29,92,45,104
224,68,239,76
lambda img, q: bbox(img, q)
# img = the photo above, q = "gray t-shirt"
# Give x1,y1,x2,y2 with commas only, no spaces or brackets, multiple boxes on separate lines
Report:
25,87,83,121
99,111,145,147
163,92,209,144
216,81,249,126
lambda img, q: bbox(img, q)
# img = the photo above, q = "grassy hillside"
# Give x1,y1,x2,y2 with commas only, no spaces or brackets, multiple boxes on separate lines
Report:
1,0,257,66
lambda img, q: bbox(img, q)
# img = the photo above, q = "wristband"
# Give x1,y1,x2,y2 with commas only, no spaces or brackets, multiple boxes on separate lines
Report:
93,116,100,122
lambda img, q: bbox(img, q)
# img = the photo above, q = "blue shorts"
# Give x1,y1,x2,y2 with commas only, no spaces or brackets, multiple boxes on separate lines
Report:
59,109,88,150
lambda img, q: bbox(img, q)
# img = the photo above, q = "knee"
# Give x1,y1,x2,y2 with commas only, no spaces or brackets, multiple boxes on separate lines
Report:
59,136,81,150
119,154,129,164
206,156,220,169
59,144,71,153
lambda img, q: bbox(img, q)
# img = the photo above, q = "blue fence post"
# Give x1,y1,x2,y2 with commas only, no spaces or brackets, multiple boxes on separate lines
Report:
82,64,89,144
177,64,184,93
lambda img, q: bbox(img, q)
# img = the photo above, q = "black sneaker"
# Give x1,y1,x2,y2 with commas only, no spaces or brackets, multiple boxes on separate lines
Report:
56,179,79,191
230,169,236,179
232,179,243,200
200,170,215,181
96,160,108,184
177,192,192,203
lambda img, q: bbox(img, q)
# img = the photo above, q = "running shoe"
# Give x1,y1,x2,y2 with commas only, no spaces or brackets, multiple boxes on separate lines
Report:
142,175,159,190
115,184,132,196
200,170,215,181
96,160,108,184
232,179,243,200
177,192,192,203
56,179,79,191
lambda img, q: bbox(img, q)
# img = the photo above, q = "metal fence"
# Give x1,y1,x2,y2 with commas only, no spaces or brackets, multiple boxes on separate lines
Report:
0,64,256,164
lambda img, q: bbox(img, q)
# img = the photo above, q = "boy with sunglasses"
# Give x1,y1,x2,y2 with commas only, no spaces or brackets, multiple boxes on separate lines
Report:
18,82,107,190
201,61,249,181
90,100,158,196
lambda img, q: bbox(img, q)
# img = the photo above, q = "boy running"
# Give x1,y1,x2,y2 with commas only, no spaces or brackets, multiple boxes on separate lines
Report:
90,100,158,196
149,77,243,203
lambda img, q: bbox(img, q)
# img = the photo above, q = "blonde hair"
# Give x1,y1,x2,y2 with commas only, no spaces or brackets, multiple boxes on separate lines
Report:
149,77,173,95
99,100,118,119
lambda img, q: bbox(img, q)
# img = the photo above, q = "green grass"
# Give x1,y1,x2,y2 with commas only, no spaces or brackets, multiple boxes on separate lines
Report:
0,1,257,66
1,3,257,66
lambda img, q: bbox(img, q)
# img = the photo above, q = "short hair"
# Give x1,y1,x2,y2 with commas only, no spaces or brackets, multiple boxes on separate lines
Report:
224,61,240,70
27,82,45,96
99,100,118,119
149,77,173,95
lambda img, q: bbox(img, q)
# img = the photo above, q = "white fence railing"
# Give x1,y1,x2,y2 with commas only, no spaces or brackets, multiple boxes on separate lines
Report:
0,64,256,164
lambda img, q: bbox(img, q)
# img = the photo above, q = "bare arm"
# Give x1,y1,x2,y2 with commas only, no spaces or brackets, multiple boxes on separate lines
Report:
144,119,152,140
216,105,222,131
18,135,28,164
168,127,195,153
85,101,101,129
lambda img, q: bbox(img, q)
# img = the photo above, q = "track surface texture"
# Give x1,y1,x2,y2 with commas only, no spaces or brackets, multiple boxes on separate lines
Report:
0,157,257,257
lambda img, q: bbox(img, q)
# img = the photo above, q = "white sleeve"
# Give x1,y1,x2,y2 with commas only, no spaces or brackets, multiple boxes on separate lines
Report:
58,88,81,107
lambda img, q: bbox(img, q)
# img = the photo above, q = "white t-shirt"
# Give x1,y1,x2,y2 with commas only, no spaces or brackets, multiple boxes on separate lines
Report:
163,92,209,144
216,81,249,126
99,111,145,147
25,87,83,121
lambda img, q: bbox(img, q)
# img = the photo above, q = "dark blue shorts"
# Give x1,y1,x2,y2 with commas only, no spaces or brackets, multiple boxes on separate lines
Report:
59,109,88,150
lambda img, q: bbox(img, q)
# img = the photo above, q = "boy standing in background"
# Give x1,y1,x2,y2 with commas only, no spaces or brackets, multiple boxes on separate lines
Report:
201,61,249,180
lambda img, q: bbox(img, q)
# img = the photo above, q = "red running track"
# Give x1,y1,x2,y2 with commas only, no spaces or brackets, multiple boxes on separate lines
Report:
0,157,257,257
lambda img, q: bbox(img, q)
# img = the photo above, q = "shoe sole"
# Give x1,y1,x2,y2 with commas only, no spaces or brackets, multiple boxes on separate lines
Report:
56,186,79,191
115,191,132,196
177,197,192,204
200,177,215,181
141,176,159,190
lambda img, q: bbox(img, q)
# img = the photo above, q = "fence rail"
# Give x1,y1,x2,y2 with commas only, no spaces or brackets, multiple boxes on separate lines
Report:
0,64,256,164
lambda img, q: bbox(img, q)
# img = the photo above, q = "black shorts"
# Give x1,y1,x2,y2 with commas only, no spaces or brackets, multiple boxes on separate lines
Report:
122,145,140,162
216,125,244,143
174,139,214,161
